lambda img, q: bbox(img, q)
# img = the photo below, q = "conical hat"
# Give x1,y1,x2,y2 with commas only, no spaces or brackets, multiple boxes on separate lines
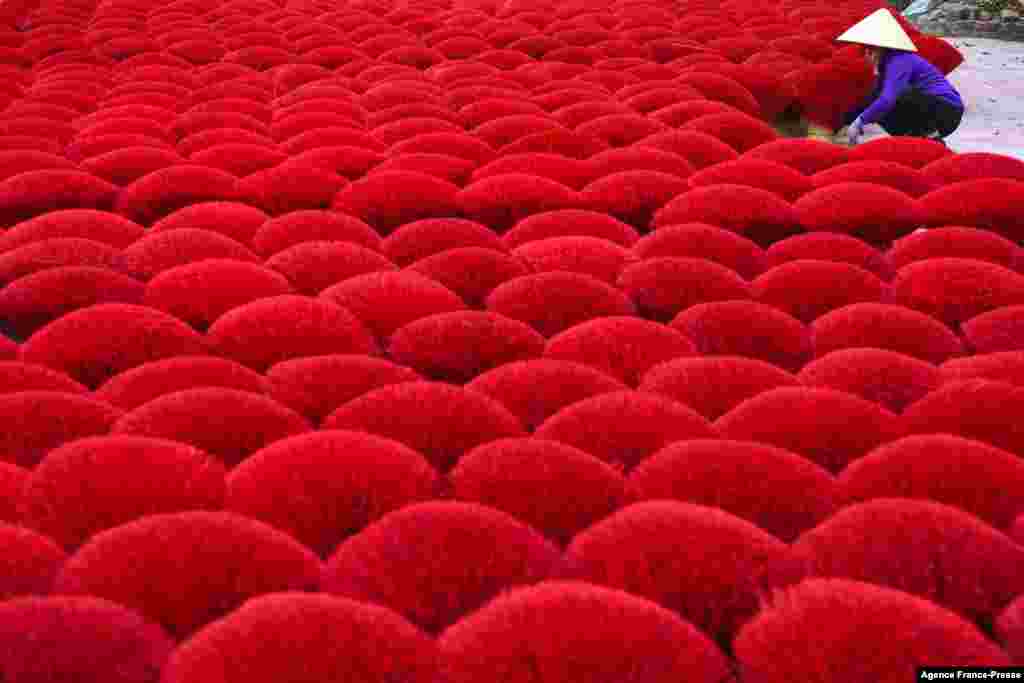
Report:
836,9,918,52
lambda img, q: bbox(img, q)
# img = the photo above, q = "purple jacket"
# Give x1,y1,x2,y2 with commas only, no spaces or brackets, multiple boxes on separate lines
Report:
858,50,963,124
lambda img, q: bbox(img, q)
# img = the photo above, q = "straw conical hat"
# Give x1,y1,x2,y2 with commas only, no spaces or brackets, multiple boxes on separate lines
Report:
836,9,918,52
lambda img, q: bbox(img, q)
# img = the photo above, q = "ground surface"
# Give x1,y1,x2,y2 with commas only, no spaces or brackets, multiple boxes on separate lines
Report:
861,36,1024,157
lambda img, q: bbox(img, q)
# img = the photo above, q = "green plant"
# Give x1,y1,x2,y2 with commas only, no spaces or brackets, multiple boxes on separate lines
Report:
977,0,1023,13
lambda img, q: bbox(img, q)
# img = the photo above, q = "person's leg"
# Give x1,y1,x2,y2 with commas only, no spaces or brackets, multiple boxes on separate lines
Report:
877,88,935,136
932,98,965,138
878,88,965,138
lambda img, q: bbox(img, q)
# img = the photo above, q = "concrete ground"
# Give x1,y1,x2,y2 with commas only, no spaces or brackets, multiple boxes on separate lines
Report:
859,37,1024,158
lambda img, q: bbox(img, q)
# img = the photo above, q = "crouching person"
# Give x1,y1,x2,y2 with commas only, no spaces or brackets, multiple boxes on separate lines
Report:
838,9,965,145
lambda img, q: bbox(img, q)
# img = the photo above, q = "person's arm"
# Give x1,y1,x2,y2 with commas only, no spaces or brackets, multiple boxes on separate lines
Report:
842,102,868,127
842,101,866,127
841,77,885,127
857,57,913,125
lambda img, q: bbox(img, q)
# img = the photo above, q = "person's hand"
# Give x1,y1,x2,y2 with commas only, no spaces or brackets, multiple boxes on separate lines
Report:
847,116,864,145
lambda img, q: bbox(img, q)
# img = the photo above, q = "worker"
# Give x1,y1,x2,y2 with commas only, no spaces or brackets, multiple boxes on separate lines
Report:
837,9,965,145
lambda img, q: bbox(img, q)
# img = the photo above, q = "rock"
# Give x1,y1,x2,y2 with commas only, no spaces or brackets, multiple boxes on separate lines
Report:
944,3,972,19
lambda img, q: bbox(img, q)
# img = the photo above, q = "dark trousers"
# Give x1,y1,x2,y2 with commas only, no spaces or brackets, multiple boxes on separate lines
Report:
843,88,964,139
